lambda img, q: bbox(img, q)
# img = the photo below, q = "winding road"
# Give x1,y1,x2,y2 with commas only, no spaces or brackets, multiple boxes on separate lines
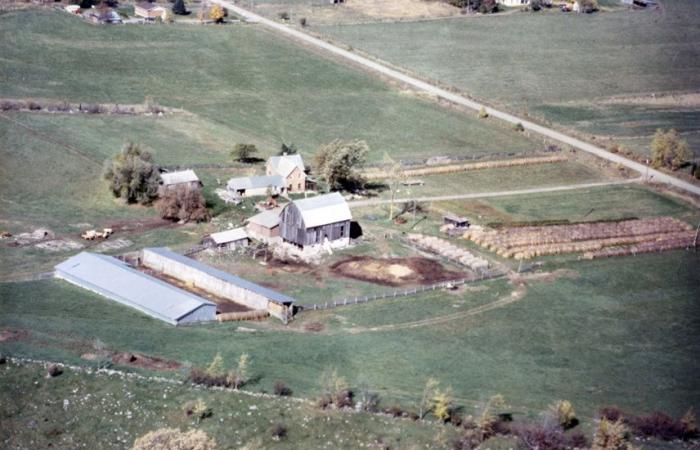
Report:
211,0,700,197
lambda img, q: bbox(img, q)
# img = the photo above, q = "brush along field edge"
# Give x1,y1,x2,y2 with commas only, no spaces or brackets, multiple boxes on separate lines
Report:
211,0,700,197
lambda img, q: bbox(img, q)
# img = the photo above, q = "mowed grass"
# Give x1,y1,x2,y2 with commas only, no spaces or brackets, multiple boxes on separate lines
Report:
0,362,458,450
318,1,700,156
1,249,698,423
0,10,539,163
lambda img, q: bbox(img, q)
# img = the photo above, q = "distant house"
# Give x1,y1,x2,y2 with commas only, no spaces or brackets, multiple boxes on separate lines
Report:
202,228,249,250
246,208,282,240
84,7,123,24
443,213,470,229
64,4,81,14
266,154,307,193
498,0,530,6
159,170,202,196
280,192,352,248
227,175,285,198
134,2,167,20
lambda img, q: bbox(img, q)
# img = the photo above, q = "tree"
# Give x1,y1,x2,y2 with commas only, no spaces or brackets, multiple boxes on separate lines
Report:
209,4,225,23
418,377,440,420
651,129,692,170
132,428,217,450
433,388,453,422
314,139,369,191
156,186,210,223
205,353,225,378
103,142,161,205
226,353,249,389
231,143,259,163
579,0,599,13
279,142,297,155
592,418,636,450
172,0,188,15
79,0,94,9
549,400,577,429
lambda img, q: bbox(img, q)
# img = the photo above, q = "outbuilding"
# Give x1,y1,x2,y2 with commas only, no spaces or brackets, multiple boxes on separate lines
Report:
246,209,282,240
134,2,167,20
202,228,249,249
227,175,286,198
280,192,352,248
443,213,470,229
141,248,295,323
54,252,216,325
159,169,202,196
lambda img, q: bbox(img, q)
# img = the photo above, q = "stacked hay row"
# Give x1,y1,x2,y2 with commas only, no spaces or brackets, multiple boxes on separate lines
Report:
583,232,697,259
463,217,694,259
217,309,270,322
363,155,567,180
406,233,489,270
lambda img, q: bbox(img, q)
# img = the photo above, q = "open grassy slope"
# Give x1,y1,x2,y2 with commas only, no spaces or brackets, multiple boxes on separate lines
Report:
319,1,700,156
0,9,539,163
2,248,699,424
0,361,459,449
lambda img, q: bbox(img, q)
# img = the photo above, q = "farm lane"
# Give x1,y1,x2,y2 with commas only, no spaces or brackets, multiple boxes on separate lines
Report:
348,178,642,207
210,0,700,197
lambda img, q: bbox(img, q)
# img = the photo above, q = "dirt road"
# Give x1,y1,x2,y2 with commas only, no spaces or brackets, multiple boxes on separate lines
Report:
211,0,700,197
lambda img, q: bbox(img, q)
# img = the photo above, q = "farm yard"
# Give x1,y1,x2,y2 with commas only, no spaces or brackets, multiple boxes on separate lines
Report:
318,0,700,158
1,1,700,449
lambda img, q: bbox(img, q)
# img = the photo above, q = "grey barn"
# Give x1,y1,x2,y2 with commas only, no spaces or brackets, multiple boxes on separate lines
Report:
280,192,352,248
54,252,216,325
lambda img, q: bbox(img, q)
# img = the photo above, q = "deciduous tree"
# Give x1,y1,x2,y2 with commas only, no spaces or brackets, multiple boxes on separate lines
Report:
102,142,161,205
314,139,368,191
231,143,259,163
651,129,693,170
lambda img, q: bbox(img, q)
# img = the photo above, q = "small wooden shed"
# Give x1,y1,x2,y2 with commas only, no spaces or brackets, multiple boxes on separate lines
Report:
443,213,470,229
202,228,249,250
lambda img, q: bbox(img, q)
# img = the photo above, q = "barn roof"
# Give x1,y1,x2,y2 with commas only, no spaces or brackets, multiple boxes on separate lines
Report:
227,175,284,192
268,154,305,178
208,227,248,245
144,248,295,305
291,192,352,228
161,170,200,186
247,209,282,229
54,252,214,325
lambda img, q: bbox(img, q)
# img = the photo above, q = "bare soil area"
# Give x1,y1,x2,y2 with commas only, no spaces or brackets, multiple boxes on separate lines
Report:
331,256,464,286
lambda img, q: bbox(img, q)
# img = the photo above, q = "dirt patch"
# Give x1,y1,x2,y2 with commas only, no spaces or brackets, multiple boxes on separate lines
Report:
106,217,179,235
0,329,29,342
331,256,464,286
93,238,133,251
111,352,181,371
35,239,84,252
304,322,325,333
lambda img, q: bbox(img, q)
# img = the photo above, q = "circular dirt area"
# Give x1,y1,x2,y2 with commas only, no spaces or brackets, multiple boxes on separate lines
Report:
331,256,464,286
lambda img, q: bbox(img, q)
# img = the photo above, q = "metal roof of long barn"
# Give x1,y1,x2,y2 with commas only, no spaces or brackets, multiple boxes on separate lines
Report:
54,252,214,325
291,192,352,228
144,247,296,305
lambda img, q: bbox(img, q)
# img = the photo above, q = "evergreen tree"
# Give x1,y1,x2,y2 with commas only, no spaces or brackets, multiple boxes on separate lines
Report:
172,0,188,15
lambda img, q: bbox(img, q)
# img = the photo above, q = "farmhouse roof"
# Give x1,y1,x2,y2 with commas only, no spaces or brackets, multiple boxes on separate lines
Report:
208,227,249,245
161,170,200,186
136,2,163,10
246,208,282,229
292,192,352,228
54,252,214,325
227,175,284,191
268,154,305,178
144,247,295,305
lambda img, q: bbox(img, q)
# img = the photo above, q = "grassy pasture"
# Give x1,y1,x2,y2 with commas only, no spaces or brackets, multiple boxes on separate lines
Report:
0,10,539,164
0,362,458,449
1,249,699,425
318,0,700,157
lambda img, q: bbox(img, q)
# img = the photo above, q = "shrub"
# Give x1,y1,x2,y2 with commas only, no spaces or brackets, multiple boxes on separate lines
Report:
0,100,20,111
226,353,250,390
46,364,63,378
274,381,292,397
27,101,42,111
56,101,71,112
599,406,624,422
278,11,290,21
156,186,210,223
132,428,217,450
0,354,6,365
631,411,684,441
183,399,212,423
515,421,566,450
318,368,354,409
477,106,489,118
269,423,287,440
568,431,588,449
693,164,700,180
188,368,227,387
592,418,630,450
514,122,525,132
172,0,187,15
209,5,225,23
549,400,578,430
299,17,307,27
681,408,698,439
231,143,259,163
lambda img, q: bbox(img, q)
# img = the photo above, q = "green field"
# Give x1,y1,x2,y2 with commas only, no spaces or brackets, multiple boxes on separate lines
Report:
318,0,700,157
0,10,539,164
0,361,458,449
2,249,699,425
